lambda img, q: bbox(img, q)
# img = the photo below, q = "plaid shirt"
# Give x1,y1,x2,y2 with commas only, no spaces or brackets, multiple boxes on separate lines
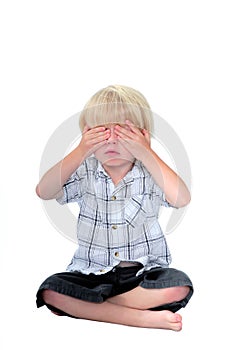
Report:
57,156,173,275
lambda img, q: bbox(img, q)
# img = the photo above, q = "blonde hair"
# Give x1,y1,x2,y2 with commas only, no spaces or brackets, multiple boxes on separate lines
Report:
79,85,154,133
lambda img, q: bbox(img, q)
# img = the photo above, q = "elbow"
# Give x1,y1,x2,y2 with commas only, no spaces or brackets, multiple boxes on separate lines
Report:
181,197,191,208
35,184,41,198
35,184,49,200
176,192,191,208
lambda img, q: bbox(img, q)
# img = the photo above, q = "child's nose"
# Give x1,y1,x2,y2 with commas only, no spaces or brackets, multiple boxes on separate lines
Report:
107,126,118,142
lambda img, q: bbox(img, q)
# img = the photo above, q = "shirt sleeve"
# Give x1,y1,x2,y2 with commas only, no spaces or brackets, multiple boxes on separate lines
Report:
149,178,176,208
56,157,98,205
56,166,85,205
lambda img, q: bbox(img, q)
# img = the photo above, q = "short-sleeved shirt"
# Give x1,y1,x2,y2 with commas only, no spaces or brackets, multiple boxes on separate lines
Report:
57,156,173,276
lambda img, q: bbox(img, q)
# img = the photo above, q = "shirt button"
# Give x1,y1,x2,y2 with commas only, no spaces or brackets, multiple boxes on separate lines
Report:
115,252,119,257
112,225,117,230
111,195,116,201
100,269,106,273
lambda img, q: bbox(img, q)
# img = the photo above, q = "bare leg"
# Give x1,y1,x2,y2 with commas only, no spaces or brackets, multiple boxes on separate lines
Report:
42,286,189,331
107,285,190,309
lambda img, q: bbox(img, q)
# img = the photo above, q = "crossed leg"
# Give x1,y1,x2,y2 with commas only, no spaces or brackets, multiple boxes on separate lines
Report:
42,285,189,331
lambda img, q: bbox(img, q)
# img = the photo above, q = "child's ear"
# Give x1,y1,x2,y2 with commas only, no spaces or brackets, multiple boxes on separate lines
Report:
83,125,90,133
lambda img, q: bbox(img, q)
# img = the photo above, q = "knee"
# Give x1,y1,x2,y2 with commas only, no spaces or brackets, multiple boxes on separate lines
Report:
42,289,60,305
165,286,190,303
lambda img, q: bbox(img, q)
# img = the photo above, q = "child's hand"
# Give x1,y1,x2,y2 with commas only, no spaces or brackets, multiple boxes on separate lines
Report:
114,120,151,161
78,125,110,158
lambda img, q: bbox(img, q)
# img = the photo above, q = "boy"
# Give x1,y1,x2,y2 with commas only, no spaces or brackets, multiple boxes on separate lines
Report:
36,85,193,331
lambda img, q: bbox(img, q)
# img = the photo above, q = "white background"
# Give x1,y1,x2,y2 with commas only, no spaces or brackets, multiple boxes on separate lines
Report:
1,0,230,348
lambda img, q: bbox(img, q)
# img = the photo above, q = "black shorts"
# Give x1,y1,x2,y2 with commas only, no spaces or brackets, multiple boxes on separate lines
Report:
36,265,193,317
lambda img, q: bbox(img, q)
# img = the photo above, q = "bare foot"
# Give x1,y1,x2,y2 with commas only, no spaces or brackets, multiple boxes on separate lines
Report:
144,310,183,331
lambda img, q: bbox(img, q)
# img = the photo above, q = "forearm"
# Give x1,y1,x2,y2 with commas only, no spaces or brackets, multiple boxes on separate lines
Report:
36,145,85,200
141,148,191,208
36,126,110,200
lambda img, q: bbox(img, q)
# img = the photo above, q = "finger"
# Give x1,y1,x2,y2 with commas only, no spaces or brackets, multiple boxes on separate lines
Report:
125,120,142,135
83,125,106,135
88,130,110,143
142,129,151,144
114,124,133,139
85,130,109,144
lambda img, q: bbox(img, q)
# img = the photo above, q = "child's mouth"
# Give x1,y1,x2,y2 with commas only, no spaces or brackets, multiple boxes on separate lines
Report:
105,150,120,155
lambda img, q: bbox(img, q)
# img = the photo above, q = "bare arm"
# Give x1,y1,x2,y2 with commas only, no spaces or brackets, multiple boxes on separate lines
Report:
36,126,110,200
140,148,190,208
36,146,85,200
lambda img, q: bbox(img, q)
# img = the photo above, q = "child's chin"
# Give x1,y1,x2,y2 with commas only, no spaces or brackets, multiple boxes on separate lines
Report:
104,158,123,165
103,158,133,166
